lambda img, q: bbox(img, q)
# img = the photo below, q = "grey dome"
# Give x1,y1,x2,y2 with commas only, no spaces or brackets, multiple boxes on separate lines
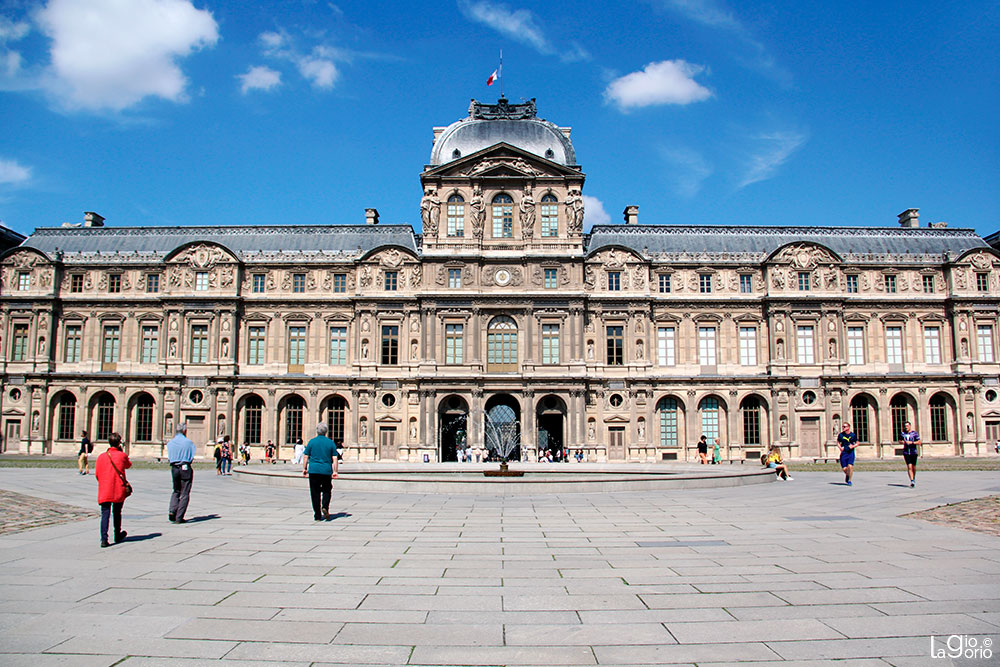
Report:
429,98,577,167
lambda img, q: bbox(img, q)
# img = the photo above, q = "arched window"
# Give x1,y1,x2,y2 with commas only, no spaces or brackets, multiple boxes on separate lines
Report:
243,395,263,445
57,394,76,441
284,396,304,446
890,395,910,440
699,397,720,442
487,315,518,371
741,396,761,445
447,194,465,237
540,194,558,237
326,395,347,446
134,394,154,442
930,394,949,442
656,397,678,448
851,396,873,443
95,394,115,441
491,194,513,238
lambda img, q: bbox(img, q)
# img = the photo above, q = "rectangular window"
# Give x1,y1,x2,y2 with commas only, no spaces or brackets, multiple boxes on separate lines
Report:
447,199,465,237
64,325,82,362
17,272,30,290
492,198,514,238
847,326,865,365
11,323,28,361
698,326,716,366
541,324,559,364
884,274,897,293
607,271,621,291
445,323,464,364
195,272,209,291
329,326,347,365
853,402,871,443
977,273,990,292
70,274,83,293
146,274,159,293
796,325,815,364
658,274,671,293
977,325,995,362
606,325,624,365
384,271,397,291
292,273,306,293
657,326,675,366
448,268,462,289
190,324,208,363
248,326,266,365
923,326,941,364
287,325,306,367
846,274,859,293
930,401,948,442
108,274,121,293
333,273,346,293
798,272,810,291
544,268,557,289
739,326,757,366
740,274,753,293
140,326,159,363
252,274,265,293
885,325,903,365
102,325,120,364
540,200,558,237
922,275,935,293
699,274,712,293
381,325,399,365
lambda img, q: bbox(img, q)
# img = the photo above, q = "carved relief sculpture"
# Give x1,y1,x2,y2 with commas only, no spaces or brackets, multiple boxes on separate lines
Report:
420,188,441,235
470,186,486,239
564,189,584,234
519,186,535,239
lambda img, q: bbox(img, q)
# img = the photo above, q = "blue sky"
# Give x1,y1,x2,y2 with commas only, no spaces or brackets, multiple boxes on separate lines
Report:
0,0,997,238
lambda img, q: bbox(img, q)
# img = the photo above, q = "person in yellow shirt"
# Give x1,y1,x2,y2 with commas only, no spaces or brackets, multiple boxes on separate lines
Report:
765,444,793,481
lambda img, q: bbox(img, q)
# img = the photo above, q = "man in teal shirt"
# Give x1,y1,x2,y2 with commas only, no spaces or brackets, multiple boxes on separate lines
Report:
302,423,339,521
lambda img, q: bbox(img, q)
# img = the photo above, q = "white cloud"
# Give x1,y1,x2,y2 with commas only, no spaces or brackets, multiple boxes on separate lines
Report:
238,66,282,94
582,195,610,229
36,0,219,111
297,54,338,89
661,147,713,197
605,60,712,111
738,130,807,187
459,0,551,54
0,17,30,42
661,0,741,30
0,158,31,185
259,31,285,51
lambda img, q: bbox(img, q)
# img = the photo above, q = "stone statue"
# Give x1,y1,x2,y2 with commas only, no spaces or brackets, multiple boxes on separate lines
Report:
222,338,230,357
637,421,645,441
828,339,836,358
411,340,418,359
37,337,45,355
169,339,177,356
779,419,788,438
519,186,535,239
420,188,440,235
362,340,369,359
636,340,644,360
564,189,584,233
410,422,417,440
588,422,595,440
470,186,486,239
360,420,367,439
776,339,784,359
587,340,594,360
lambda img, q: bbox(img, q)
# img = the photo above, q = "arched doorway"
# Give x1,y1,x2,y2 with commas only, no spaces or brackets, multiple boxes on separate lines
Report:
536,395,566,461
89,391,116,442
438,395,468,462
484,394,521,461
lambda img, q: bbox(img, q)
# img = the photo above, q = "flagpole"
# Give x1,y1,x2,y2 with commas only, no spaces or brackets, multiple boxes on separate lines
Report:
499,49,503,98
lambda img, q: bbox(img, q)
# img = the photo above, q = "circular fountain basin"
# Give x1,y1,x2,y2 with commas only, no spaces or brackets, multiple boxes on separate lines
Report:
234,462,775,494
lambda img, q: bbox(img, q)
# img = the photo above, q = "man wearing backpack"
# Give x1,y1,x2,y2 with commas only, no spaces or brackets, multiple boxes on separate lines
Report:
78,430,92,475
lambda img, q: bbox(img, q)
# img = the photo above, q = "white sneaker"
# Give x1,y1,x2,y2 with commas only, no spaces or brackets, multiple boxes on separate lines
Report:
786,477,794,481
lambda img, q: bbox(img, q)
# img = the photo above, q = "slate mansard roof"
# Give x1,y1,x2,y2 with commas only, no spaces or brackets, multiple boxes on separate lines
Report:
586,224,991,263
19,224,420,263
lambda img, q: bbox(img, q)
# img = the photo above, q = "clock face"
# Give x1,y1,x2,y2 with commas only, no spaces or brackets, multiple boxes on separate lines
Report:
495,269,511,286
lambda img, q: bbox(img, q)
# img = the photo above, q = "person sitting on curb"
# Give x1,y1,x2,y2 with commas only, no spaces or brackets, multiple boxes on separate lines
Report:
763,444,793,481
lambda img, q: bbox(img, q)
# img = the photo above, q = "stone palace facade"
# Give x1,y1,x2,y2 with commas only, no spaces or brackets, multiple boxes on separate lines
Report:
2,99,998,462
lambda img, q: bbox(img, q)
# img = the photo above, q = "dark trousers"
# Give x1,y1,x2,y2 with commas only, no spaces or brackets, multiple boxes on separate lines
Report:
169,464,193,520
309,473,332,519
100,501,123,542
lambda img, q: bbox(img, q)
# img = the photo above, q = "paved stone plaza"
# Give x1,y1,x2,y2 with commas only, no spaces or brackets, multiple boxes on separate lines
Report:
0,467,998,666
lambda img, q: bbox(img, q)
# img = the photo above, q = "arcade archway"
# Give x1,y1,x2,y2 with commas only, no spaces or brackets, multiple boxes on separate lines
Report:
438,395,468,463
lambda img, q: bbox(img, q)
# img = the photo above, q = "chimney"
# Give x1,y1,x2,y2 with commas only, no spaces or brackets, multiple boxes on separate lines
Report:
83,211,105,227
623,205,639,225
365,208,379,225
897,208,919,228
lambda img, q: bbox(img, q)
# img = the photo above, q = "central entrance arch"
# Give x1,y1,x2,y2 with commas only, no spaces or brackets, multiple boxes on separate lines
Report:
484,394,521,462
537,395,566,461
438,395,468,463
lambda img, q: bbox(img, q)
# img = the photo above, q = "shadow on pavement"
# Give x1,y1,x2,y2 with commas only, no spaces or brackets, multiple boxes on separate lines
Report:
121,532,162,542
328,512,352,520
185,514,221,523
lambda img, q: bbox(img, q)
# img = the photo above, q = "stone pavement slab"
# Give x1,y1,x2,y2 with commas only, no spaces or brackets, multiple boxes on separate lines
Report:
0,468,998,665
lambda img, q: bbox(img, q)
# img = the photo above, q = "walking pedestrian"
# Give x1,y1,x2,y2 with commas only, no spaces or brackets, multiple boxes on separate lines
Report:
293,437,305,465
95,433,130,548
838,422,858,486
302,423,339,521
900,421,921,488
167,423,195,523
712,438,722,464
697,435,709,464
213,440,222,475
78,430,92,475
221,436,233,475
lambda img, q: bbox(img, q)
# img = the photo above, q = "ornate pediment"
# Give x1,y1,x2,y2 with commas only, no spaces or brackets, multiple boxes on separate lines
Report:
423,143,582,179
166,243,237,268
769,242,840,268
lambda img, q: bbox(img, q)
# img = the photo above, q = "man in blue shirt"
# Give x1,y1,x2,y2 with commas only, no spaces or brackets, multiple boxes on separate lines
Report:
302,423,339,521
900,421,921,488
837,422,858,486
166,423,195,523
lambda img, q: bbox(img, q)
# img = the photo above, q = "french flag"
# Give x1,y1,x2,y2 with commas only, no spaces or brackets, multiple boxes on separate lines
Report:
487,69,498,86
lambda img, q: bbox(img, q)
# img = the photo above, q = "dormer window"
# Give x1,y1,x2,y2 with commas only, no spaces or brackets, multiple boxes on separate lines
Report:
492,194,513,238
452,149,461,159
545,148,555,159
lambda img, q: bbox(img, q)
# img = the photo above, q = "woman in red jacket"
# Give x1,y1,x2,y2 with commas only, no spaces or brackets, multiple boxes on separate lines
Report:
95,433,131,548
